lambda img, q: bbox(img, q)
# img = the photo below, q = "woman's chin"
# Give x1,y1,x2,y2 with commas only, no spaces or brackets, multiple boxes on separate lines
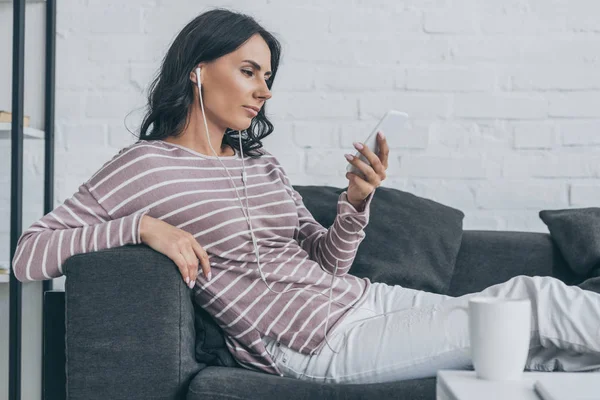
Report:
230,120,252,131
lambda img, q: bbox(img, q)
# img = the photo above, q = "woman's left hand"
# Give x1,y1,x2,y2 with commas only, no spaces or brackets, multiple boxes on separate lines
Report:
344,131,389,210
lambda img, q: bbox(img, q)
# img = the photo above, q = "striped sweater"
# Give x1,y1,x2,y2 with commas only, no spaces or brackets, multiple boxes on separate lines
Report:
12,139,374,376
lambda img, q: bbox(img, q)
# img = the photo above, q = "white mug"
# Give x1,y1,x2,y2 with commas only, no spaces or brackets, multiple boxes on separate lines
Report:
443,296,532,381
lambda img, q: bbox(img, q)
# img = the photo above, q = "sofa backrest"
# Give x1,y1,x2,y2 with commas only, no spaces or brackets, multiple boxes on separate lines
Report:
448,230,576,297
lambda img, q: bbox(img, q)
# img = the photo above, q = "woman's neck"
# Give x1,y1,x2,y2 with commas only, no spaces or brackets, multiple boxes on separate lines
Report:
164,135,234,157
165,113,235,157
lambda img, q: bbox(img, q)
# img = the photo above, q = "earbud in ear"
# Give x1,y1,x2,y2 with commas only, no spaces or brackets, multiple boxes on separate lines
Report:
195,67,202,85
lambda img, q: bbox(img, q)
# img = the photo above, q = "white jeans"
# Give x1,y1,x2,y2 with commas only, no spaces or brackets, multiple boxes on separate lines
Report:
262,276,600,384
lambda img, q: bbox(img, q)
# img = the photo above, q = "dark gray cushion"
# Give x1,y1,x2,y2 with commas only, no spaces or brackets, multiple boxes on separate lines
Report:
188,366,436,400
539,207,600,276
295,185,465,294
194,305,239,368
578,271,600,294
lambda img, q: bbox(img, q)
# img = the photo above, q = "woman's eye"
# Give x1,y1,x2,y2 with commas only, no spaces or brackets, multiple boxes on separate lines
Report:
243,69,271,83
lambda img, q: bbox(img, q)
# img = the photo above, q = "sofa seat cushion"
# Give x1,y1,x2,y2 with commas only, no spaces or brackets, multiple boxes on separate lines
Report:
187,366,436,400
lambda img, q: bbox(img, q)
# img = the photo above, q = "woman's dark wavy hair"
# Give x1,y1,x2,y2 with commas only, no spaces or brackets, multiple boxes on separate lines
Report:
138,8,281,158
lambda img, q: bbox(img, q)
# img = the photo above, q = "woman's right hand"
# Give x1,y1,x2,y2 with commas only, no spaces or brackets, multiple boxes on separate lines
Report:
139,215,211,289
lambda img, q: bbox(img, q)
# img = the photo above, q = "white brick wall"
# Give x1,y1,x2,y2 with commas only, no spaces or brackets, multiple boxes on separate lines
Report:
7,0,600,245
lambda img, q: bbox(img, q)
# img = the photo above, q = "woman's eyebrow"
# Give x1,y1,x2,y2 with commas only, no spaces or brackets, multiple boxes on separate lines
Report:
242,59,272,76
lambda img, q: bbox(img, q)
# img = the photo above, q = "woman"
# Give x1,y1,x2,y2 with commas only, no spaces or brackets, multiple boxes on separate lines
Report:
13,8,600,385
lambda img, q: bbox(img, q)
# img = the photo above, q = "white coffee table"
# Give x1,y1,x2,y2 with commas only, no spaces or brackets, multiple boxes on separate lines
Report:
437,370,600,400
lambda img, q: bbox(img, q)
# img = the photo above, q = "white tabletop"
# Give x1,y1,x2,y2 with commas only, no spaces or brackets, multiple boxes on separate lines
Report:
436,370,600,400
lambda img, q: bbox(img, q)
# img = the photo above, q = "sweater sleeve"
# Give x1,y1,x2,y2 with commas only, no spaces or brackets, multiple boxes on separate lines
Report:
270,154,374,277
12,183,148,282
290,186,373,277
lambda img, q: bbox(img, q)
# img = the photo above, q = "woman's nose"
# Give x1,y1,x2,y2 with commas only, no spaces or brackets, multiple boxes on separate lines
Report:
258,81,272,100
259,82,272,100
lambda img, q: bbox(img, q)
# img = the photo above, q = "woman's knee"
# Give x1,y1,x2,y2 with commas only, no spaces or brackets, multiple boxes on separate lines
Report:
508,275,551,289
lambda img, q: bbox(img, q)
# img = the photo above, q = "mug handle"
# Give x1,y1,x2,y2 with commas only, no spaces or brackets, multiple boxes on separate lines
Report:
438,304,471,354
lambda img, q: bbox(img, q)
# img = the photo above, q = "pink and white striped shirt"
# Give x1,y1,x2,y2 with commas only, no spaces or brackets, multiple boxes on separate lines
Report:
12,139,374,376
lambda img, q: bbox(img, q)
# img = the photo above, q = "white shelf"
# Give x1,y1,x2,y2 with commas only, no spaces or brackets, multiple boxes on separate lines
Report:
0,0,46,3
0,122,44,139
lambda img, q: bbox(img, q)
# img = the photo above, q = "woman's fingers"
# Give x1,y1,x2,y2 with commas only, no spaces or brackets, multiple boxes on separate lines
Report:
353,141,385,176
191,239,211,281
180,247,198,288
376,132,389,170
174,252,191,285
345,154,380,185
138,215,211,289
346,171,374,193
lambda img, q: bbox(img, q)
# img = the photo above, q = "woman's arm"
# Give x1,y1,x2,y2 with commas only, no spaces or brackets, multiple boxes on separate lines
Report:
264,147,374,277
12,183,148,282
287,184,374,277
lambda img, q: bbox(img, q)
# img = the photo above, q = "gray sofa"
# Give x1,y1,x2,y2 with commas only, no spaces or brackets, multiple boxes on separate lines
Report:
44,185,584,400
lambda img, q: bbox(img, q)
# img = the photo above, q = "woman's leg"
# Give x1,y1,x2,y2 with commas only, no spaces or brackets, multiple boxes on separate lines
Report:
266,276,600,384
264,282,469,384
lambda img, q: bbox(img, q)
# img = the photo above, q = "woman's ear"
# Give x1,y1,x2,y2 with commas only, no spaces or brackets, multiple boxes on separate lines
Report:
190,69,199,84
190,64,203,84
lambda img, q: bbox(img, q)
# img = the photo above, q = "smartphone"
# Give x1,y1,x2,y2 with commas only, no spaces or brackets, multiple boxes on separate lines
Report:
346,110,409,180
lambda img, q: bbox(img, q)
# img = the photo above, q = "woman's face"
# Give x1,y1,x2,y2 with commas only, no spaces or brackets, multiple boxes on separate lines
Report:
194,33,273,132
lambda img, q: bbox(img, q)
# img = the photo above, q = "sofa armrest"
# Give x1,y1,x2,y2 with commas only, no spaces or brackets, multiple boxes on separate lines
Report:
448,230,576,297
64,245,203,400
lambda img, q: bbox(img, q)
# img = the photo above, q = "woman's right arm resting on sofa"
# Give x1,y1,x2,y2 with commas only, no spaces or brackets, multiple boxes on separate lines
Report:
12,183,148,282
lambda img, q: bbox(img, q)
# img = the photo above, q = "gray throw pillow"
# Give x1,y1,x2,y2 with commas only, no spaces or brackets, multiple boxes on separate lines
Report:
539,207,600,277
294,185,465,294
194,305,239,367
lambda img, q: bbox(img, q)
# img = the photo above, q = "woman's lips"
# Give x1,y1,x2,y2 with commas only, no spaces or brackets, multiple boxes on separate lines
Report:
243,106,258,117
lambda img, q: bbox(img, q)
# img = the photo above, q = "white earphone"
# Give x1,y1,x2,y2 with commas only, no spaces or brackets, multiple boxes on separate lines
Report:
195,67,202,85
192,66,413,355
